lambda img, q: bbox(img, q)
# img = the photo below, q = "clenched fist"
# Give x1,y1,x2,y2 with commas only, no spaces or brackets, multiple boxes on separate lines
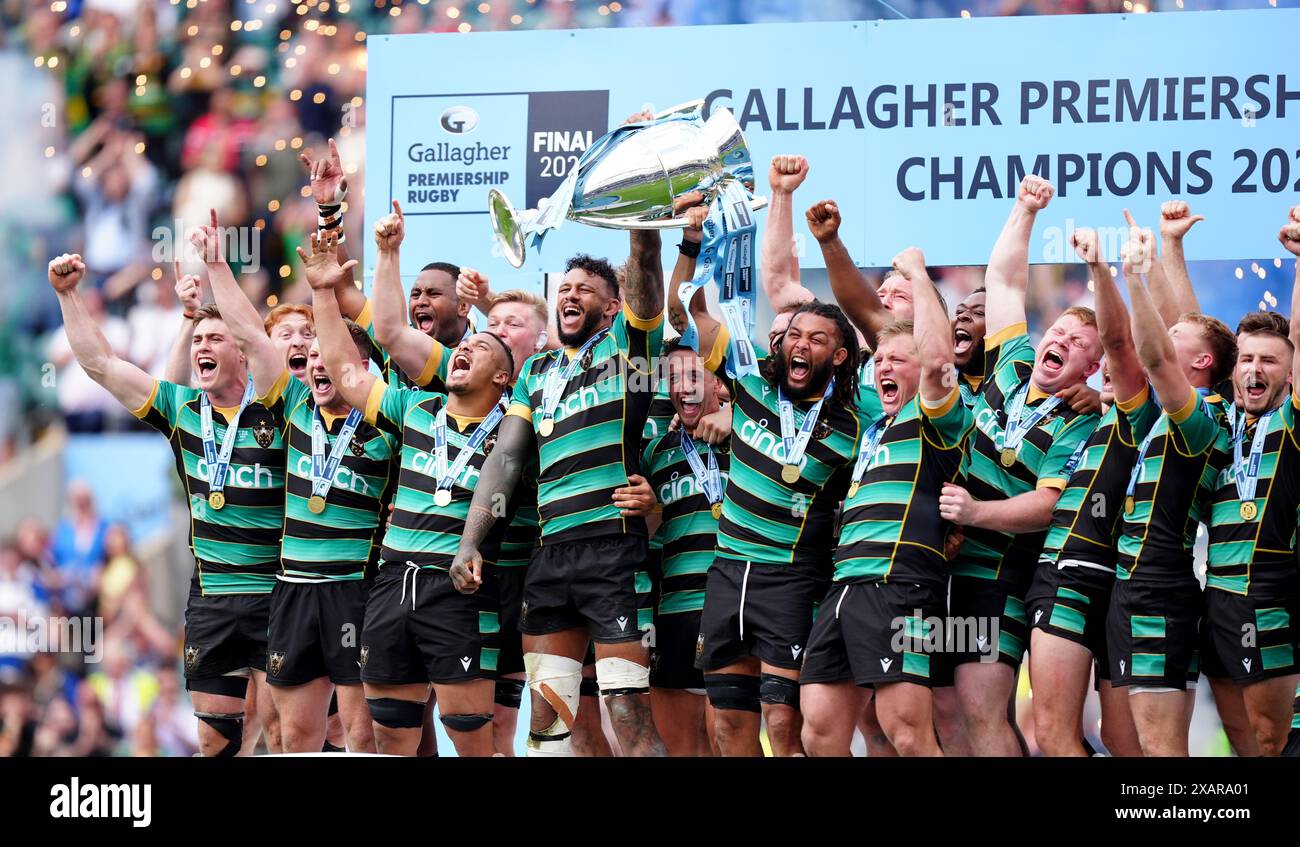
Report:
48,253,86,293
373,200,405,252
174,264,203,314
1159,200,1204,241
1070,228,1102,264
1017,175,1054,212
1121,222,1156,276
805,200,842,244
300,137,347,206
891,247,928,281
456,267,492,309
769,155,809,194
1280,214,1300,258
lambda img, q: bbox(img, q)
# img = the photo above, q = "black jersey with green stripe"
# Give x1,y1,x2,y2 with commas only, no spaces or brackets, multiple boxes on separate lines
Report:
275,375,399,581
1206,395,1300,595
953,326,1100,582
366,382,515,569
1116,388,1231,582
834,390,972,588
703,328,864,567
507,305,664,544
643,431,729,615
1041,389,1160,568
132,379,287,595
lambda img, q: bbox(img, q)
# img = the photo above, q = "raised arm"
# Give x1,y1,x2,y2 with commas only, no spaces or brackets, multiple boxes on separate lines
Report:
808,200,888,347
623,228,665,322
455,267,494,315
1122,225,1191,410
162,266,202,385
450,413,534,592
762,155,815,312
1280,207,1300,394
301,139,367,320
1157,200,1204,320
191,209,282,397
664,203,725,358
370,200,443,381
1072,228,1145,403
985,176,1053,337
47,254,155,412
302,232,375,411
893,247,954,405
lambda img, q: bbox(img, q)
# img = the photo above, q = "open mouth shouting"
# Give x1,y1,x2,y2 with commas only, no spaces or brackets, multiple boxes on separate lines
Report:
413,309,436,335
1040,345,1066,374
288,352,309,376
879,376,900,406
449,349,473,380
953,327,973,356
787,353,812,384
196,356,217,379
312,371,333,393
1242,374,1269,403
559,300,584,329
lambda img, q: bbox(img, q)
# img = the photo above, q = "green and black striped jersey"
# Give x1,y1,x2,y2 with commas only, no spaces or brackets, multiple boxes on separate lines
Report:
835,389,973,588
1116,386,1231,582
1207,394,1300,595
857,356,883,420
643,430,730,615
507,305,664,544
704,327,865,567
365,381,515,569
270,373,399,582
953,324,1100,583
1291,681,1300,731
355,299,452,392
642,378,676,447
132,379,287,595
1041,388,1160,568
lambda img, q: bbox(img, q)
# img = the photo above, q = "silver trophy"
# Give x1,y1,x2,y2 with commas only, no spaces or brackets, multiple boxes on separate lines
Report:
488,100,767,268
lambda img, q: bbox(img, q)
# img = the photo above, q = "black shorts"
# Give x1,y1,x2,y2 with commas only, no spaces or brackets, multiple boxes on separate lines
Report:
1285,727,1300,758
1025,558,1115,672
1201,586,1299,684
521,534,646,644
650,610,705,690
359,564,500,686
266,579,368,687
183,581,271,683
493,566,526,677
947,574,1029,669
695,557,827,672
1106,577,1201,690
801,581,946,688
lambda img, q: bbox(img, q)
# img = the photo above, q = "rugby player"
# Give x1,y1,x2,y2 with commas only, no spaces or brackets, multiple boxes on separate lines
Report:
1026,227,1155,757
48,251,284,757
801,247,973,756
1199,211,1300,756
453,230,668,757
938,176,1102,757
1108,223,1237,756
201,223,393,754
307,229,516,757
641,339,730,755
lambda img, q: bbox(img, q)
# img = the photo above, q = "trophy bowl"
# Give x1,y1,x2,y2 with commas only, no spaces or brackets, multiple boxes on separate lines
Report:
488,101,766,268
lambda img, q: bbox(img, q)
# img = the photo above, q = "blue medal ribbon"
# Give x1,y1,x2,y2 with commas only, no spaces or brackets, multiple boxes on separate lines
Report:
200,380,255,495
539,329,608,430
995,380,1062,459
777,375,835,473
680,431,723,506
434,402,507,493
310,407,364,502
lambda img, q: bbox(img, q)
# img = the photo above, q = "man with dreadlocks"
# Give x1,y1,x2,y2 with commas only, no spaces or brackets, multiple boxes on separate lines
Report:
678,291,866,756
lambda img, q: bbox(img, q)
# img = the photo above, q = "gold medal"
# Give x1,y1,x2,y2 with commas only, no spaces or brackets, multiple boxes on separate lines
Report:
999,448,1017,467
435,489,452,508
307,495,326,514
847,482,860,499
781,464,800,484
710,502,722,520
1124,495,1135,515
208,491,225,510
1240,501,1257,521
538,417,554,437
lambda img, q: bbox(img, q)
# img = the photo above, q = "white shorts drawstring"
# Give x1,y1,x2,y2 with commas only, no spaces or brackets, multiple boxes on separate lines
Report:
834,583,851,619
399,561,421,609
738,561,752,641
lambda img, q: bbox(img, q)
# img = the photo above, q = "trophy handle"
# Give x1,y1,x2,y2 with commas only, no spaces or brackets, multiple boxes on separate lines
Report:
583,195,769,231
488,188,527,269
652,99,706,121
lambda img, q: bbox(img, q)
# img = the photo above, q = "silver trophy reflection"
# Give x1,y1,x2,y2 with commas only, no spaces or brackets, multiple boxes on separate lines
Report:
488,100,767,268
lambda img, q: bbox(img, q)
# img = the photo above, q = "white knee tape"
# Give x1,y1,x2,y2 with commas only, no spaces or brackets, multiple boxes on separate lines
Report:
595,656,650,696
523,653,582,757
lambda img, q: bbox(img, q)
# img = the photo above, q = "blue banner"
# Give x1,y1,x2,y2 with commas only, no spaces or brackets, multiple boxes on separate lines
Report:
365,10,1300,278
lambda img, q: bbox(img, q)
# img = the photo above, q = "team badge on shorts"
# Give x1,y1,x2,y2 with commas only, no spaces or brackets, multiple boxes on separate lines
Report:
695,634,704,659
520,601,528,623
269,651,286,677
252,418,275,448
349,437,367,458
359,646,369,669
184,644,200,671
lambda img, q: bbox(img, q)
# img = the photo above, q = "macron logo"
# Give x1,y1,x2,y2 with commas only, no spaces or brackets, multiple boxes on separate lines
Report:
790,644,803,660
50,778,151,828
617,616,629,632
1242,658,1252,672
1033,610,1043,624
879,657,893,672
460,656,472,671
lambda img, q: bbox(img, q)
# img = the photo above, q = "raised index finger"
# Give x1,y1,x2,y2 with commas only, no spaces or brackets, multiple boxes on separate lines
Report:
391,199,403,219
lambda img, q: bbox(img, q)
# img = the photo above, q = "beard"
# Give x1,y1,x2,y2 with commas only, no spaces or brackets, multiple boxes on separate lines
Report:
557,306,603,348
772,352,835,402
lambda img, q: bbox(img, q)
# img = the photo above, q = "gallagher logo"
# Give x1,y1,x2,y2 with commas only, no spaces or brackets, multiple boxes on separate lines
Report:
440,105,479,135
